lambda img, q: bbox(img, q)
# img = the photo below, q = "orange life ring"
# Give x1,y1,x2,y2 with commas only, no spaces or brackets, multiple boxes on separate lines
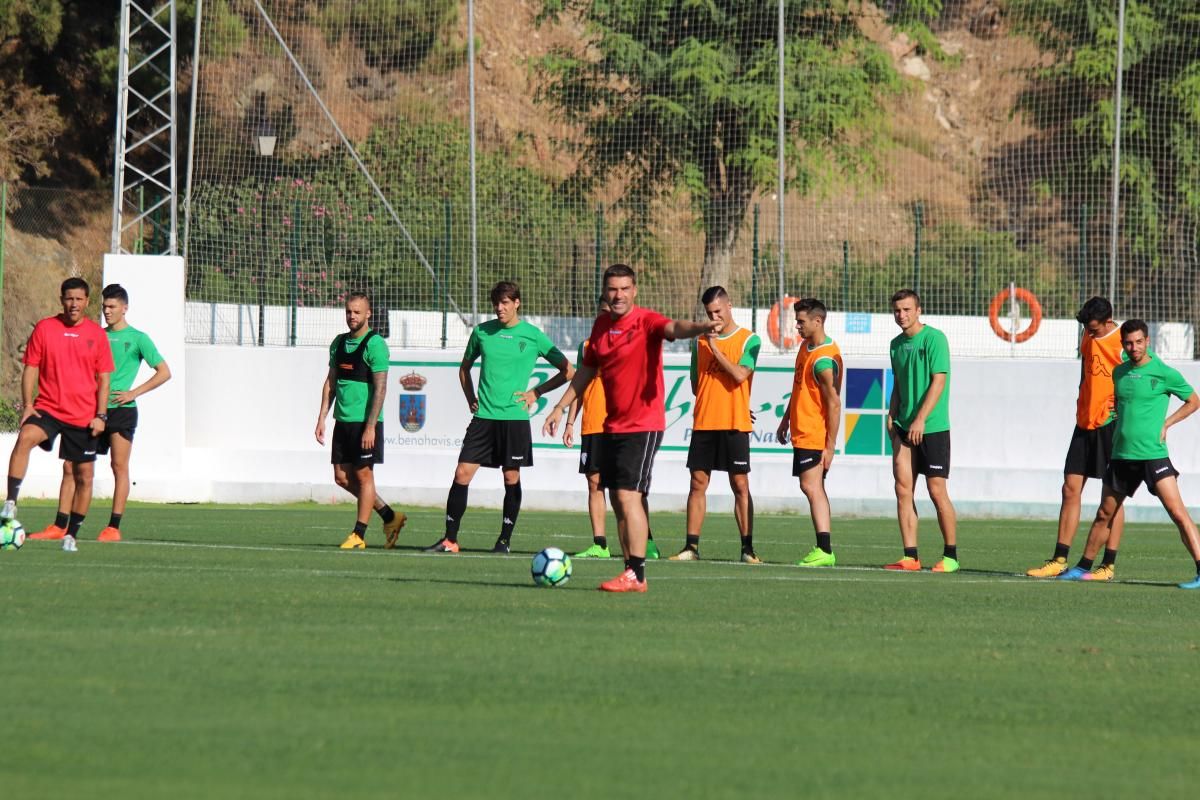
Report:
988,287,1042,344
767,295,801,349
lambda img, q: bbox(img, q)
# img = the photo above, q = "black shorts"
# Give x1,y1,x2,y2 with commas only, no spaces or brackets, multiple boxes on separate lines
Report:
331,420,385,467
26,411,98,463
1105,458,1178,498
97,406,138,455
600,431,663,493
578,433,604,475
686,430,751,474
896,428,951,478
1064,423,1115,479
792,448,825,477
458,417,532,470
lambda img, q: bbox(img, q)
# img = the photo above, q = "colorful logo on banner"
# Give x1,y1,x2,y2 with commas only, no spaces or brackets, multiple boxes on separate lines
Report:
398,372,428,433
843,368,893,456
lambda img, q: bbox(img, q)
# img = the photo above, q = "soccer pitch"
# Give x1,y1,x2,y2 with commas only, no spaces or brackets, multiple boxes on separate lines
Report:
3,502,1198,799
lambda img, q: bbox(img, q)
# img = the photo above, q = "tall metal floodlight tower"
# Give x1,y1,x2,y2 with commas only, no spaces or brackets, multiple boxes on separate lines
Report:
110,0,178,255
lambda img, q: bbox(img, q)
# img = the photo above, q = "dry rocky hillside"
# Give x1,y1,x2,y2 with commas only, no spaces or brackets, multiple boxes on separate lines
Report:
3,0,1042,402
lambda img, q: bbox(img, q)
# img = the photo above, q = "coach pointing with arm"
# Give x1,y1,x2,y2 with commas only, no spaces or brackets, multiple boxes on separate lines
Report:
544,264,720,592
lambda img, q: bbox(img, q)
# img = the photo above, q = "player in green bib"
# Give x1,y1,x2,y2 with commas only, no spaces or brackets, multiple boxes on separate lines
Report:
315,292,406,550
425,281,572,554
1059,319,1200,588
885,288,959,573
29,284,172,543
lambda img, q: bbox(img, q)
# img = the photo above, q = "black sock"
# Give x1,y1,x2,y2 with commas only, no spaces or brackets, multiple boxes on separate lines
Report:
107,513,122,530
376,504,396,524
904,546,918,560
943,545,957,560
816,532,831,554
627,555,646,582
1053,542,1070,561
647,530,654,541
684,534,700,550
500,482,522,543
67,512,85,538
593,535,608,549
1101,548,1118,568
1194,560,1200,575
1077,557,1094,571
6,476,21,503
444,482,468,542
741,534,754,554
54,511,69,529
353,520,368,536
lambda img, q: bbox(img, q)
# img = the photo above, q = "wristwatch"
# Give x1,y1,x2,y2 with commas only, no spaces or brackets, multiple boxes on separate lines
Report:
96,414,108,421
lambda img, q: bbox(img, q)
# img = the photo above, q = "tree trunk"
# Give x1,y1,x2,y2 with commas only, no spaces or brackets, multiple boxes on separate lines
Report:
695,169,753,318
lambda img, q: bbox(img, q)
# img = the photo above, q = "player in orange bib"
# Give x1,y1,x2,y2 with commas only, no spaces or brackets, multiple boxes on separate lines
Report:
776,298,843,567
1027,296,1127,577
671,286,762,563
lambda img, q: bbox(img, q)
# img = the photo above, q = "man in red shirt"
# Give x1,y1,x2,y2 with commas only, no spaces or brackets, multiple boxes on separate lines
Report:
544,264,720,592
4,278,114,552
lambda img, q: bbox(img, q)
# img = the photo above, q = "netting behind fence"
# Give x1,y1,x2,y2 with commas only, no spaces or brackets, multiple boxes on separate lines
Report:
184,1,1200,357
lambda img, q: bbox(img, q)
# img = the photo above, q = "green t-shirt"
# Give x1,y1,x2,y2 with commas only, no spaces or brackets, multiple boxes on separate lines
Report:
328,330,390,422
464,319,565,420
106,325,164,409
889,325,951,433
1111,356,1194,460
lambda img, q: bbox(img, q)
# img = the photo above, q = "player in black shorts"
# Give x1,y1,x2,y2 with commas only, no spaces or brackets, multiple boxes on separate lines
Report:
670,287,761,563
425,282,571,554
1027,297,1125,578
316,293,406,549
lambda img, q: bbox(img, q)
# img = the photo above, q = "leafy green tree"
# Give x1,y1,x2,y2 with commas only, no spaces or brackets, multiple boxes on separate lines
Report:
534,0,901,299
1008,0,1200,323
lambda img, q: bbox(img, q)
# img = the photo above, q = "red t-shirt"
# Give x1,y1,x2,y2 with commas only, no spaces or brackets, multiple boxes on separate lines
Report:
23,315,115,427
583,305,672,433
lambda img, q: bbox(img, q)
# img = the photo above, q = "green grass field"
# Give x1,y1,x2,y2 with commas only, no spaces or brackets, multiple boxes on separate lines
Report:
3,501,1200,799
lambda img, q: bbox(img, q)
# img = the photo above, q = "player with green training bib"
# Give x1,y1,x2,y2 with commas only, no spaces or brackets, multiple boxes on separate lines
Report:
1059,319,1200,588
885,288,959,573
29,283,172,543
425,281,572,555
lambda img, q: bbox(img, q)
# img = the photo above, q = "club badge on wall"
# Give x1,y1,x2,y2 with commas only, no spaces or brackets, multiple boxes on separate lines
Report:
399,371,427,433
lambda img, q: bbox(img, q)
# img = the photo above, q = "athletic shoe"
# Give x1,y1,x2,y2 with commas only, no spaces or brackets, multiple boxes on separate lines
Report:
741,551,764,565
28,524,67,541
424,538,460,554
1083,564,1115,582
932,557,960,573
62,534,78,553
383,512,408,549
0,500,15,521
669,547,700,561
1177,574,1200,590
491,539,511,554
1027,557,1068,578
645,540,661,560
884,557,921,571
573,543,612,559
797,547,836,568
339,532,366,550
1057,566,1089,581
599,569,647,593
96,527,122,543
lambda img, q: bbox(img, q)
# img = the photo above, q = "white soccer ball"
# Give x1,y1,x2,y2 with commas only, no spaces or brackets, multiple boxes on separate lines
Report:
0,519,26,550
531,547,572,587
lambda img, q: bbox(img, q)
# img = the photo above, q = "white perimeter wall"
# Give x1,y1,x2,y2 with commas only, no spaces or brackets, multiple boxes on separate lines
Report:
2,256,1196,521
8,337,1200,523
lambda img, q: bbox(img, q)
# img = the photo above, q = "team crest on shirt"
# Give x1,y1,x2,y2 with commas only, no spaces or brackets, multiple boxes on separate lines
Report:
398,371,427,433
519,340,527,352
